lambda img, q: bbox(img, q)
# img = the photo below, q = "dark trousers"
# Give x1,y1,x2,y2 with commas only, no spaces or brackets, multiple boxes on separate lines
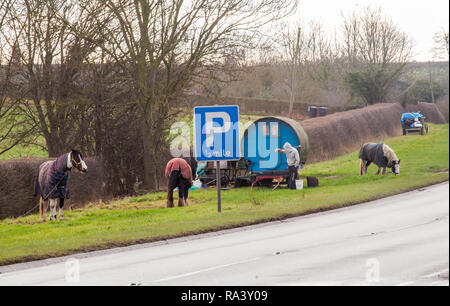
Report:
287,165,299,189
167,170,191,207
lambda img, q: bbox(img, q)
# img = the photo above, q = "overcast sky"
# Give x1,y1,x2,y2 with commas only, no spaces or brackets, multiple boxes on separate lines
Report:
291,0,449,61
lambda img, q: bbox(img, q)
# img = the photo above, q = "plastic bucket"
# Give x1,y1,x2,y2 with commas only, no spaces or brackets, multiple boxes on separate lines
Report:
190,179,203,191
295,179,303,190
193,179,202,188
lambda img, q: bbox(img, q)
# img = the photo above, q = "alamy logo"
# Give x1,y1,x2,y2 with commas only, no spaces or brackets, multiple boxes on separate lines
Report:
366,258,380,283
65,258,80,283
171,111,284,169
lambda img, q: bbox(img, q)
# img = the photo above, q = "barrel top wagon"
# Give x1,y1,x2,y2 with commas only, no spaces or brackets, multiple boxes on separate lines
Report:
196,116,310,189
241,116,309,173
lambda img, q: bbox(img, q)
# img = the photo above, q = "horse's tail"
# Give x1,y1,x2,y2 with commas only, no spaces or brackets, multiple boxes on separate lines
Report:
358,143,367,159
34,168,41,196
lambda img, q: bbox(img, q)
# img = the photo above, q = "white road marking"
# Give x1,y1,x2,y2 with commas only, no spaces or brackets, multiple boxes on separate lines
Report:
152,257,260,283
396,281,415,286
423,268,449,279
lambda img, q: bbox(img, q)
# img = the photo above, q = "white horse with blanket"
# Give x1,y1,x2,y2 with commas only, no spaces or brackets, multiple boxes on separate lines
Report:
359,143,400,176
34,149,87,221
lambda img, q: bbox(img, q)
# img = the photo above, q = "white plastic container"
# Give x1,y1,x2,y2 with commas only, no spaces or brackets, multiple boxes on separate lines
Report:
295,179,303,190
193,179,202,188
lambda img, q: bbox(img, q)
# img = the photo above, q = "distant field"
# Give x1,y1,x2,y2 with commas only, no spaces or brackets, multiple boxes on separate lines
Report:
0,112,47,160
0,124,448,266
0,141,47,160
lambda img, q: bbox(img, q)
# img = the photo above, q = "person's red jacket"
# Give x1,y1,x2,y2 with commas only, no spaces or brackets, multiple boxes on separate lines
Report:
165,158,193,183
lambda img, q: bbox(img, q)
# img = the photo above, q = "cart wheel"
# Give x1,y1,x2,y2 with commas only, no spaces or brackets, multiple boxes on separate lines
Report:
402,128,406,135
221,174,230,186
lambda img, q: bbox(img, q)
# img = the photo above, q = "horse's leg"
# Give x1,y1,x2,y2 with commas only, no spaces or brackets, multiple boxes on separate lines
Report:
40,197,46,222
360,159,364,176
49,199,57,220
44,199,50,221
375,167,381,175
167,171,177,208
177,183,185,207
184,184,189,207
382,167,387,175
167,188,174,208
58,199,64,220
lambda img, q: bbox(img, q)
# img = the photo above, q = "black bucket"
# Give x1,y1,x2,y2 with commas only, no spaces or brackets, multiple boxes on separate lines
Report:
318,107,328,117
308,106,317,118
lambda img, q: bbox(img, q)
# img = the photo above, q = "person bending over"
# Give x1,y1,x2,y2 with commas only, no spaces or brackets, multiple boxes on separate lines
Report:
275,142,301,189
165,158,193,207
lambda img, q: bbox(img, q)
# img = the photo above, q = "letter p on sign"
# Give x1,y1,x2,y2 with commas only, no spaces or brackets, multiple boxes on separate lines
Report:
204,112,231,147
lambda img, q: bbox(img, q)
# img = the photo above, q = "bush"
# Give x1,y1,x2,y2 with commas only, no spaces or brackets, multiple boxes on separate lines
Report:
436,96,449,122
404,102,447,124
404,80,445,104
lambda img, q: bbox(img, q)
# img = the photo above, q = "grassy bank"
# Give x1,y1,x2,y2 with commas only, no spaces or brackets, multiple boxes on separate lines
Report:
0,124,448,265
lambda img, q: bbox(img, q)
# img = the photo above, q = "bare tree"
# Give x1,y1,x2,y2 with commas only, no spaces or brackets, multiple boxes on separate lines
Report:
0,0,37,156
1,0,99,156
282,25,301,115
276,20,344,108
342,7,413,105
433,29,449,60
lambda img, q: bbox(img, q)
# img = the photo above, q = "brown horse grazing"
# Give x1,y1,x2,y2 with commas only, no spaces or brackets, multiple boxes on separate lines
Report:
34,149,87,221
165,157,196,208
359,143,400,176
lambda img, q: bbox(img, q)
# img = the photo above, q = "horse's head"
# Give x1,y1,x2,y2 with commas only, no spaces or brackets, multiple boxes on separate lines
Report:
70,149,88,173
391,159,400,175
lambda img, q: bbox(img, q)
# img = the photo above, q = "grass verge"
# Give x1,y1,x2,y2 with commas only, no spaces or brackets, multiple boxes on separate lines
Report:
0,124,448,266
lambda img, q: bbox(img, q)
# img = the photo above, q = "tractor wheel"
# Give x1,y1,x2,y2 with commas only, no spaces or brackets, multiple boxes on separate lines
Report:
402,128,406,135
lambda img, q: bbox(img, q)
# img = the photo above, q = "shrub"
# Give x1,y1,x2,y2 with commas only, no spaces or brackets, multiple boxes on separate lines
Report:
0,157,107,219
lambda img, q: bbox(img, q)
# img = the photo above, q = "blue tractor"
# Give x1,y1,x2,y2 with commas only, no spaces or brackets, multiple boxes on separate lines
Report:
401,112,428,135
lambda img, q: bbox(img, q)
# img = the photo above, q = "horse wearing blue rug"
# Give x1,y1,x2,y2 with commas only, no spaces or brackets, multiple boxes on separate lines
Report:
359,143,400,176
34,149,87,221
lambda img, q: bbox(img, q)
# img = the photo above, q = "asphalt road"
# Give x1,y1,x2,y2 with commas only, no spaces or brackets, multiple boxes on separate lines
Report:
0,182,448,286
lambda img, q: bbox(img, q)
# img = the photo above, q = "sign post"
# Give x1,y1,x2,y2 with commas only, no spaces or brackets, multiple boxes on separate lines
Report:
194,106,239,213
216,161,221,213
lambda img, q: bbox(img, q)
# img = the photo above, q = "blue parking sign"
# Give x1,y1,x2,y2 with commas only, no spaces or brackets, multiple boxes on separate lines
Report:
194,105,240,161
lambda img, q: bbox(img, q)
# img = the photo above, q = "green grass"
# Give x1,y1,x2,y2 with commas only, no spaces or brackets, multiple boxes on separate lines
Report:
0,140,48,160
0,124,448,265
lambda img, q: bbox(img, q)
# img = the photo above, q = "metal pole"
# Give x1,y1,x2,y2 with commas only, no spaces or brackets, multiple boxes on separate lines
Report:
216,161,221,213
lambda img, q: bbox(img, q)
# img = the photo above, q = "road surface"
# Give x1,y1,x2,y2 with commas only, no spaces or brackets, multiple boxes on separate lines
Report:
0,182,448,286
